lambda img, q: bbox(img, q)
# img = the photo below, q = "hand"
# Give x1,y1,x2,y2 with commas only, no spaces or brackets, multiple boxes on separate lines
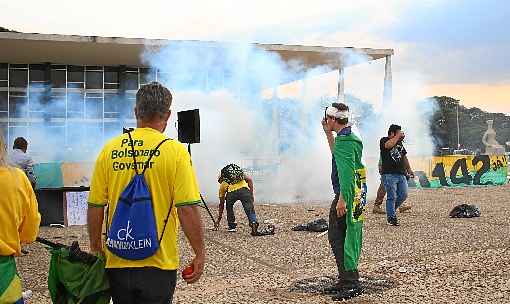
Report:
322,118,331,133
336,199,347,217
408,170,415,178
213,219,220,231
182,255,205,284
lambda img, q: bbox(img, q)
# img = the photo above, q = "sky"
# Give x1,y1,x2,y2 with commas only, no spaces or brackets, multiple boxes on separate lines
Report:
1,0,509,114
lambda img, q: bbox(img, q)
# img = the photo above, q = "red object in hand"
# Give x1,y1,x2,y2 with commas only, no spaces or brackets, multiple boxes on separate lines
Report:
181,265,194,277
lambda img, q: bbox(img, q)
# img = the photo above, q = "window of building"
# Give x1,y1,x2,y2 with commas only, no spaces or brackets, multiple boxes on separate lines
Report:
0,64,7,80
140,68,156,85
0,91,7,112
104,66,119,90
124,71,139,91
0,64,7,88
104,93,119,113
29,64,47,82
85,68,103,90
51,69,66,88
9,69,28,87
67,65,84,88
9,96,28,118
85,98,103,119
67,92,84,117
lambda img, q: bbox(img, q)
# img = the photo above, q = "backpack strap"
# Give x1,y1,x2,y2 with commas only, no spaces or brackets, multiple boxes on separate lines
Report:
140,136,172,243
126,131,140,175
142,138,170,175
159,202,174,243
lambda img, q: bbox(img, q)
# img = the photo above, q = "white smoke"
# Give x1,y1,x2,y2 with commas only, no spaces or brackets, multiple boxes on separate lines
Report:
143,42,436,203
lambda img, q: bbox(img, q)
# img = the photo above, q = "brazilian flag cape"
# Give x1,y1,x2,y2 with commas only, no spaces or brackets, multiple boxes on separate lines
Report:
333,130,367,271
0,256,23,304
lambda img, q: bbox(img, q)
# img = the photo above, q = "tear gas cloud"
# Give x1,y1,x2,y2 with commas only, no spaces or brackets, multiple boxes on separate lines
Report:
143,42,436,203
13,42,436,203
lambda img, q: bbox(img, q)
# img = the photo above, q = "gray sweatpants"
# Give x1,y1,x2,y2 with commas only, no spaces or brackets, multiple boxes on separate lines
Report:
225,187,257,229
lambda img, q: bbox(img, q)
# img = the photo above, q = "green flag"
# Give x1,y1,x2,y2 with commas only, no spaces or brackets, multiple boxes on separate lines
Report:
0,256,23,304
46,244,110,304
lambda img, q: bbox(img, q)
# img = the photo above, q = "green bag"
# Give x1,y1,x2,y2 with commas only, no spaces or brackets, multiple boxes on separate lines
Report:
46,241,110,304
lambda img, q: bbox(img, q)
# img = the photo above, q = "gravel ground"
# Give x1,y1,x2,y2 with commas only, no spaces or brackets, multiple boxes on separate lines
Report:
16,184,510,303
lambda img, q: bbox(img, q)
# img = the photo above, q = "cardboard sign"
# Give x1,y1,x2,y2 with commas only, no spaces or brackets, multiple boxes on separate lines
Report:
65,192,89,226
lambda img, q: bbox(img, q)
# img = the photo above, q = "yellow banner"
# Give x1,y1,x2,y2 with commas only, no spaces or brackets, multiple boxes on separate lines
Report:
408,154,508,188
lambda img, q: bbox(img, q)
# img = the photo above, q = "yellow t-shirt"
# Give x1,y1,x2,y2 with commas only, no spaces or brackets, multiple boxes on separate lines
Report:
0,167,41,256
88,128,201,270
218,180,249,199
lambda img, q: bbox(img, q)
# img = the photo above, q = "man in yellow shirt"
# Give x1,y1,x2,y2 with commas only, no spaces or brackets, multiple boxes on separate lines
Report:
87,82,205,303
0,132,40,303
213,164,259,235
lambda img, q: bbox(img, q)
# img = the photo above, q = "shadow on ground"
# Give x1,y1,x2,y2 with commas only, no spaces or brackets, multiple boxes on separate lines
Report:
290,275,398,295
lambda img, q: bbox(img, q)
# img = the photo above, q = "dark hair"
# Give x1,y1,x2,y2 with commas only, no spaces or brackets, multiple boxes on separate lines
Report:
388,124,402,136
13,137,28,150
331,102,349,125
135,82,173,121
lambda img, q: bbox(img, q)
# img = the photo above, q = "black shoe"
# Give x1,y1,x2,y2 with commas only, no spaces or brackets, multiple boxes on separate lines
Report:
387,217,399,226
332,285,363,301
250,222,259,236
323,282,343,295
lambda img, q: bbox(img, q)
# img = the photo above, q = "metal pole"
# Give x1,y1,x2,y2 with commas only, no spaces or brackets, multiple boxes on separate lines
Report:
187,143,216,224
337,67,344,101
456,103,460,148
383,55,393,106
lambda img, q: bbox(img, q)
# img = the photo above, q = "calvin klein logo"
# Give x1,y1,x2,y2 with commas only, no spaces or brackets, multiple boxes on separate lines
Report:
117,220,134,241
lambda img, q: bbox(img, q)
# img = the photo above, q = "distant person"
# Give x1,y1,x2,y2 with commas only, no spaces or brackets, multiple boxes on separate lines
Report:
322,102,366,300
213,164,259,236
9,137,37,188
380,124,414,226
87,82,205,303
0,132,41,303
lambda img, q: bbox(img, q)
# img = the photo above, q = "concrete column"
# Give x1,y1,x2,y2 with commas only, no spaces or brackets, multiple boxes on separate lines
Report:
383,55,392,106
337,66,344,101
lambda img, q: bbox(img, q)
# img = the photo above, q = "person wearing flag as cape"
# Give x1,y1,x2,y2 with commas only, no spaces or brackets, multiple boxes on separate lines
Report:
0,132,41,304
321,102,367,301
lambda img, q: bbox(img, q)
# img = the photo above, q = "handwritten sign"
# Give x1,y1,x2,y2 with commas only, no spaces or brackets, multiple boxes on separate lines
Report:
65,192,89,226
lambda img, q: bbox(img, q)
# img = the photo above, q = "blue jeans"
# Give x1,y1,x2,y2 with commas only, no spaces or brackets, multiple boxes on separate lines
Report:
382,174,408,220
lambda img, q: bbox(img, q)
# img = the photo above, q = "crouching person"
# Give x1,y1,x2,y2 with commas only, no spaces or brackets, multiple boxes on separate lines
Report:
214,164,259,236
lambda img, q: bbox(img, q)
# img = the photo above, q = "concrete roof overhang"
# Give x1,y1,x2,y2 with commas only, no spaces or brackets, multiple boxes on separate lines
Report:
0,32,393,72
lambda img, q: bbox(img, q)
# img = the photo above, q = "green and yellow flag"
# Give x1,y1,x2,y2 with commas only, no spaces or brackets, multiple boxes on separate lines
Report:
0,256,24,304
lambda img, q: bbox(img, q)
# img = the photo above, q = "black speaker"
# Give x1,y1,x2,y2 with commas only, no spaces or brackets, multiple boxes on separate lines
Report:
178,109,200,144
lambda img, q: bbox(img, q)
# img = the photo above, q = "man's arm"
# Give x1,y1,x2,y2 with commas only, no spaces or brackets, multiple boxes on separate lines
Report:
178,205,205,284
214,197,225,230
87,206,105,254
322,118,335,153
245,176,254,195
403,154,414,177
384,136,402,150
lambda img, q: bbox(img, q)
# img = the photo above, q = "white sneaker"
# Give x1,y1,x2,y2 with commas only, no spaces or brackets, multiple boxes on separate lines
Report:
22,290,33,301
